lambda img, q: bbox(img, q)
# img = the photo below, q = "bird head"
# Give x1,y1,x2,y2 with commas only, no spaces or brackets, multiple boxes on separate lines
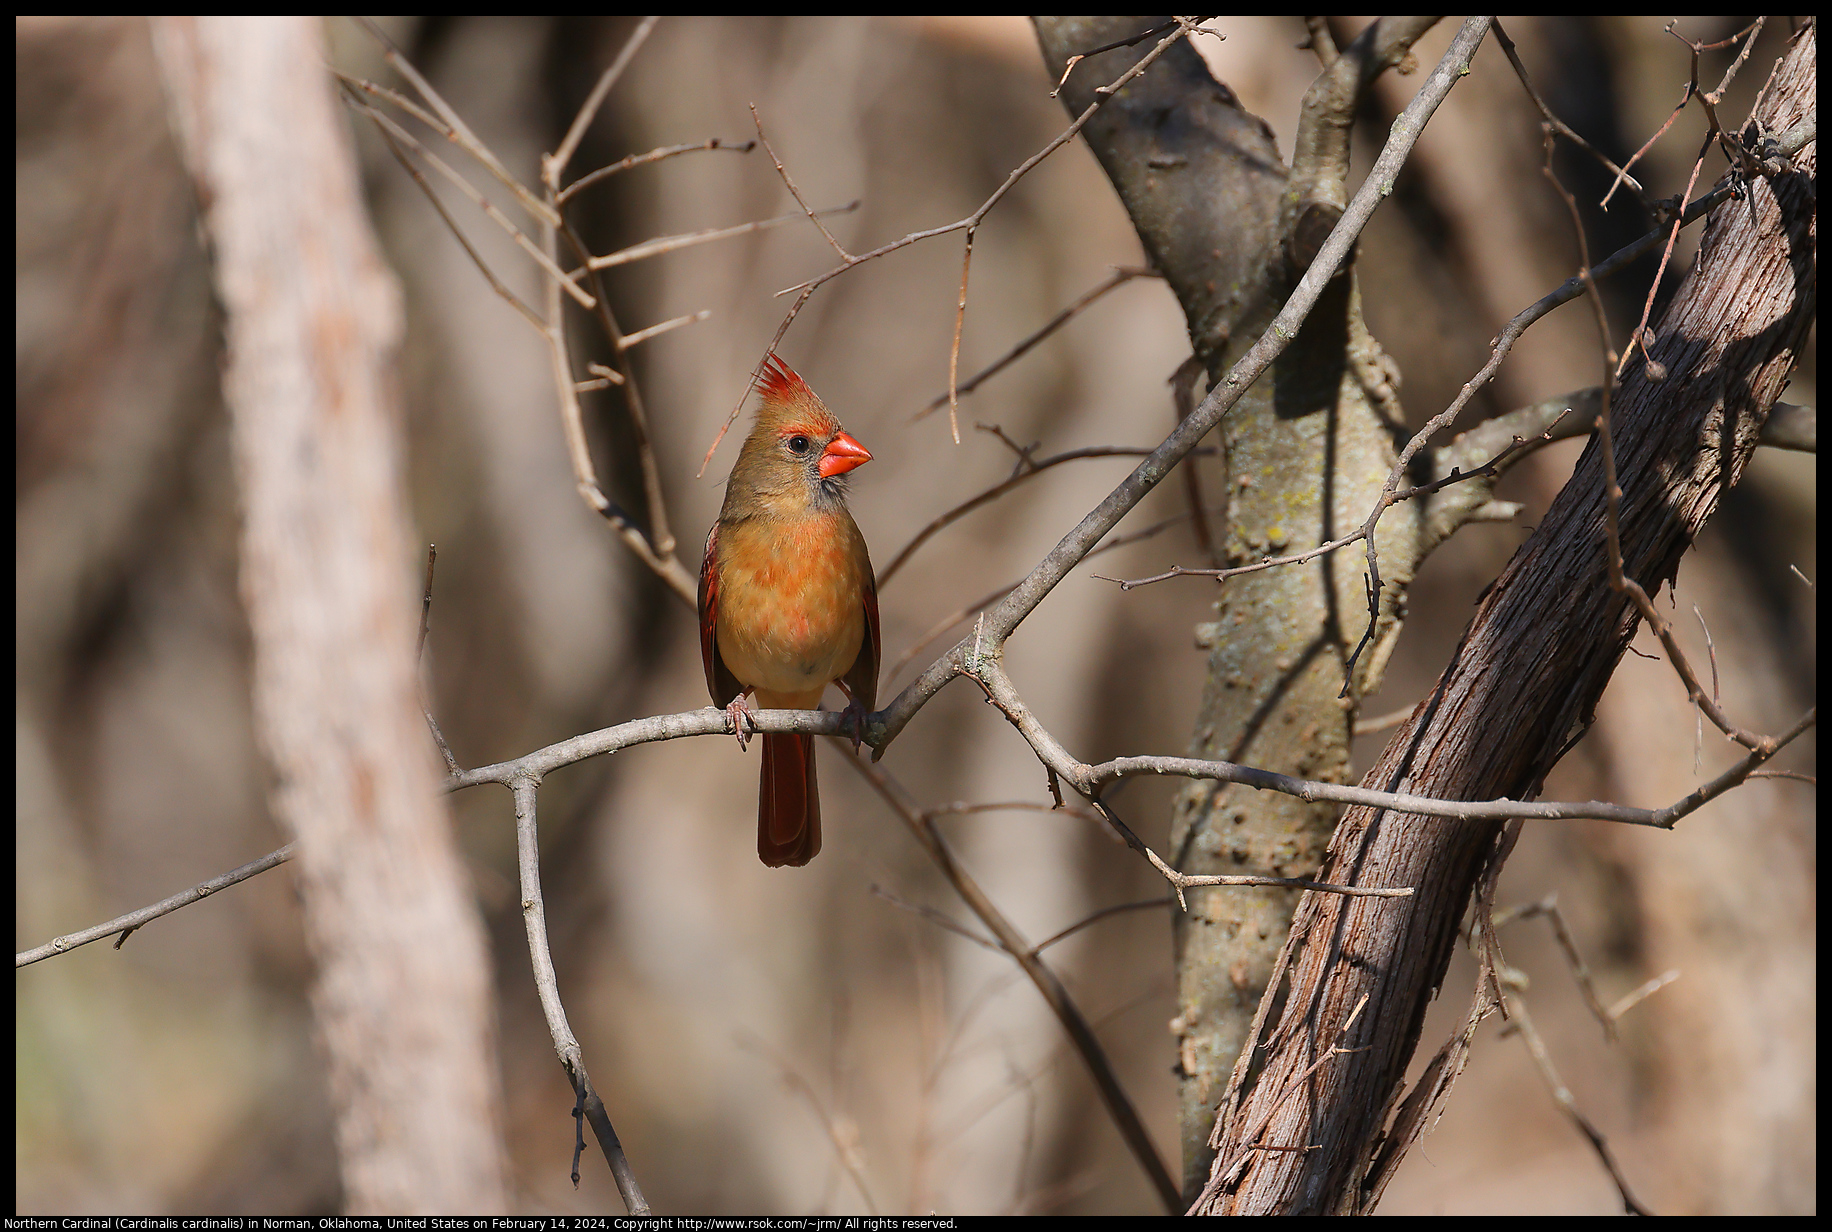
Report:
726,355,872,513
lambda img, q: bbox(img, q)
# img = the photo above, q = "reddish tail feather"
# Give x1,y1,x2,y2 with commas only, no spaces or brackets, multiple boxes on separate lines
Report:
758,732,820,867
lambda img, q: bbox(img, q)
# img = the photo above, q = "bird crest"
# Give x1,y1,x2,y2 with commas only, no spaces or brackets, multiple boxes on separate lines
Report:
755,354,832,428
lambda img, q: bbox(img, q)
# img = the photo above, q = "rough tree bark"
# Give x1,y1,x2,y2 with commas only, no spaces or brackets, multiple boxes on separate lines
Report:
154,16,509,1214
1200,20,1815,1215
1032,16,1444,1199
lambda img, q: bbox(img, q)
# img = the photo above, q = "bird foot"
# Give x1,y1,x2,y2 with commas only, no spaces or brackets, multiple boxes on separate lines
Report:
838,696,871,755
724,694,760,751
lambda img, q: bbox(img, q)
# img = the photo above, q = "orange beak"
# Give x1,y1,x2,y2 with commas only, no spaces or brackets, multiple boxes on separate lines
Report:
818,431,872,478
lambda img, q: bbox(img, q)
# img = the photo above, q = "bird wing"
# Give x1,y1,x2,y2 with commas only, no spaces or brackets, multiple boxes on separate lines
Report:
698,523,744,706
844,565,881,714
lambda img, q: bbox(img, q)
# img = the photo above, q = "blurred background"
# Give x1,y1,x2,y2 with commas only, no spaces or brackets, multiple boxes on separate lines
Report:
16,15,1814,1216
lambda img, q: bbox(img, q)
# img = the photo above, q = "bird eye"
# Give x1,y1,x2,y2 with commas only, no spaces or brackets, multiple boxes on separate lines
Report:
786,435,812,455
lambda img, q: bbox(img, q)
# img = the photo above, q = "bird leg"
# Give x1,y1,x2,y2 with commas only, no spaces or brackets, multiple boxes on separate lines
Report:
834,682,870,754
724,691,760,751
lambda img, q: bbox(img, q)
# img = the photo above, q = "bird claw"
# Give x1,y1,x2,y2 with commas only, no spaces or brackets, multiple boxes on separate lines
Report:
724,695,759,751
838,697,870,755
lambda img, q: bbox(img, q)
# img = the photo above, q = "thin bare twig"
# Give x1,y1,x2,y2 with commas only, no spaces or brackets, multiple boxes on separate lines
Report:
700,18,1203,475
1501,994,1654,1215
1495,894,1617,1040
619,310,711,349
417,543,438,663
1050,18,1180,96
841,754,1182,1213
870,885,1001,954
350,15,559,227
945,234,974,442
559,136,755,205
751,104,851,261
883,497,1227,684
16,844,297,967
553,217,684,559
550,15,660,180
879,443,1160,586
916,266,1160,418
510,779,648,1212
1033,897,1175,953
342,92,594,308
1605,970,1681,1021
1492,20,1645,203
586,202,859,271
741,1033,881,1216
344,87,544,327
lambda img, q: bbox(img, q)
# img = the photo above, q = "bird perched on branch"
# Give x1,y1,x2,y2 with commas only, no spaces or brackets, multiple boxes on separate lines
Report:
699,355,879,866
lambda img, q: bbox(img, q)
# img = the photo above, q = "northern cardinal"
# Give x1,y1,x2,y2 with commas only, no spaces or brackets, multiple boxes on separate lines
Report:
699,355,879,867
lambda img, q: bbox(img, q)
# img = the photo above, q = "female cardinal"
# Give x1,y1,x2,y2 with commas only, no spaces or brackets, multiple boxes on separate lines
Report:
699,355,879,867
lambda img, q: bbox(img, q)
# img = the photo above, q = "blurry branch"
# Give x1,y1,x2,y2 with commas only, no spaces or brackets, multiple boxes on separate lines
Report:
742,1033,880,1216
1351,704,1416,739
586,201,859,271
619,309,711,349
703,16,1205,467
1606,969,1684,1021
1033,897,1174,953
350,16,557,225
878,438,1162,586
1168,354,1222,567
1760,401,1815,451
1494,981,1655,1215
840,752,1184,1214
549,14,659,175
1491,20,1646,204
417,543,462,775
913,265,1159,419
343,17,670,1212
15,844,296,967
559,136,754,204
885,499,1227,684
160,15,509,1213
1493,894,1681,1045
343,91,594,307
555,213,685,565
341,87,544,327
871,885,1001,954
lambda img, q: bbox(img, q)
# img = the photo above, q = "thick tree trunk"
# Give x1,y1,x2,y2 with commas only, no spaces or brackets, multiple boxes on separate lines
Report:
154,16,509,1214
1032,17,1431,1198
